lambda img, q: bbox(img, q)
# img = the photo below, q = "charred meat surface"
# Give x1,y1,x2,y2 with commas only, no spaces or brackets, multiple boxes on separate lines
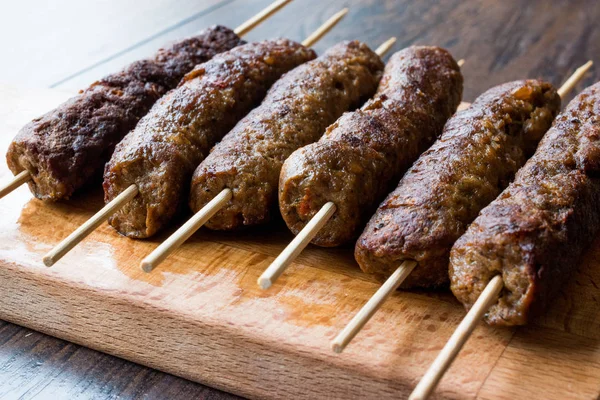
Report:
279,46,463,247
104,39,316,238
7,26,244,201
450,82,600,326
189,41,384,230
356,80,560,288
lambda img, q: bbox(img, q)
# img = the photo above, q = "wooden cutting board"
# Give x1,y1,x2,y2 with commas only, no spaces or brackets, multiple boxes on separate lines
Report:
0,84,599,400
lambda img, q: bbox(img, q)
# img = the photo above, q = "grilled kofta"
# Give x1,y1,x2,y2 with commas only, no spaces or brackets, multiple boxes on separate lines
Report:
103,39,316,238
279,46,463,247
7,26,244,201
355,80,561,288
450,81,600,326
188,41,384,229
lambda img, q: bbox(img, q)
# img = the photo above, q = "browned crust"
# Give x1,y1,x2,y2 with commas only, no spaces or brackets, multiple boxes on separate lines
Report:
188,41,384,230
450,82,600,326
7,26,244,201
103,40,316,238
279,46,463,246
355,80,561,288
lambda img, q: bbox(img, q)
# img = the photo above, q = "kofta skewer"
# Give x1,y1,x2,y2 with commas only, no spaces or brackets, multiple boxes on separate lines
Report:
141,37,395,273
0,0,293,201
105,10,348,239
259,46,464,288
104,11,349,240
332,62,592,355
42,11,348,267
105,10,348,240
270,60,585,293
258,59,465,288
44,9,348,266
412,76,600,400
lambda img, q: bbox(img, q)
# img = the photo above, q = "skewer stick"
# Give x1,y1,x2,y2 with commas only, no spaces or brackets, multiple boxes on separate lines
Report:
255,38,397,287
557,60,593,98
141,188,232,272
0,2,293,203
0,170,30,199
374,37,397,57
408,61,594,399
329,59,593,354
457,59,465,67
44,10,347,268
408,275,503,400
136,12,349,273
234,0,293,37
258,202,337,289
43,184,138,267
301,8,348,47
331,260,417,353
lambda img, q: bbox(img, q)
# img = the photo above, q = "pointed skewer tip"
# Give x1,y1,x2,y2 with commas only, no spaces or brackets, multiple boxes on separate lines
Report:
139,187,232,273
233,0,293,37
42,184,139,267
557,60,595,99
374,37,397,57
301,8,349,48
409,275,504,399
258,277,272,290
258,202,336,289
330,260,417,353
331,342,343,354
42,256,54,268
141,262,154,273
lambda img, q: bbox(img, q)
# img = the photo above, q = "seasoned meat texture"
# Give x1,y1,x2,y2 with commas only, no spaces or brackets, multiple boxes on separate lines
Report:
450,82,600,326
104,39,316,238
356,80,561,288
279,46,463,247
189,41,384,230
7,26,244,201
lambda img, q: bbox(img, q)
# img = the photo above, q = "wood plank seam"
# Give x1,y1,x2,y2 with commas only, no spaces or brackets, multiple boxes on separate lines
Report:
49,0,236,88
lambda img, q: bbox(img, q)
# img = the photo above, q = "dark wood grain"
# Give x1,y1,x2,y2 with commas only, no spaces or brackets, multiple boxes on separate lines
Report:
9,0,597,103
0,0,599,399
0,320,240,400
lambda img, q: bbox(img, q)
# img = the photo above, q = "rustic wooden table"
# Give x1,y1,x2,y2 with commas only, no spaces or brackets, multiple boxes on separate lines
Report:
0,0,598,398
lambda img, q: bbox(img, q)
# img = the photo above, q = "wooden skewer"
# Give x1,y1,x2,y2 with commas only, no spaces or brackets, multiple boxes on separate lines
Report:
374,37,397,57
331,260,417,353
329,59,593,355
234,0,293,37
0,170,30,199
43,184,138,267
141,188,232,272
408,275,503,400
138,11,351,273
409,61,595,400
0,1,294,203
301,8,349,48
43,9,347,268
557,60,593,98
141,34,393,274
258,202,337,289
256,39,397,288
457,59,465,67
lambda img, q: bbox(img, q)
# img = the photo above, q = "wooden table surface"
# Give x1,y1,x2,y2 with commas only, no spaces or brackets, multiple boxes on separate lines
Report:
1,0,599,399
